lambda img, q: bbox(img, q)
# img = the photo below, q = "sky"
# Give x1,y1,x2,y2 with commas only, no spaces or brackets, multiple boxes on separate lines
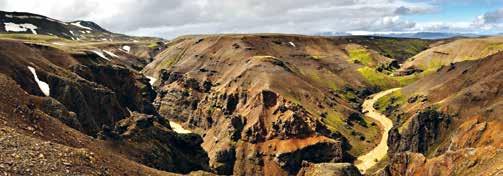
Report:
0,0,502,38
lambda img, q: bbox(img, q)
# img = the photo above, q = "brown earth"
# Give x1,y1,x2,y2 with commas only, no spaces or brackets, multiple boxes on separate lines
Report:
142,34,433,175
0,38,210,175
377,52,503,176
1,15,501,175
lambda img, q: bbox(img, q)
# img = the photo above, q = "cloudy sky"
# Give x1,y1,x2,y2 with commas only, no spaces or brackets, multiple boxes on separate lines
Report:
1,0,502,38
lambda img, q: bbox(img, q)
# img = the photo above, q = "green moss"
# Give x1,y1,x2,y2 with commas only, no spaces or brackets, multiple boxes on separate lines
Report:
147,42,159,49
374,89,405,114
357,67,399,89
158,57,178,68
0,34,64,42
300,68,339,90
347,48,374,66
158,47,188,69
485,43,503,52
358,66,431,89
370,38,431,61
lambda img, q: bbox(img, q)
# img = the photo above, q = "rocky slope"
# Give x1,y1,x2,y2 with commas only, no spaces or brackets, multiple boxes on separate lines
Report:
399,36,503,75
0,12,211,175
375,52,503,175
2,10,501,176
141,34,432,175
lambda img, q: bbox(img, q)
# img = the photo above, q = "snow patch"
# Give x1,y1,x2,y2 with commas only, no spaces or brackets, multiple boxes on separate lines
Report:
146,76,157,86
288,41,296,47
69,30,75,36
169,121,191,134
4,22,38,34
122,45,131,53
52,42,64,46
70,22,92,30
27,66,50,96
91,50,110,61
103,50,119,58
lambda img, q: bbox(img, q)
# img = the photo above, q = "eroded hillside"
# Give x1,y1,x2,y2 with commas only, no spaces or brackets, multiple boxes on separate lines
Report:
374,52,503,175
1,10,501,176
142,34,432,175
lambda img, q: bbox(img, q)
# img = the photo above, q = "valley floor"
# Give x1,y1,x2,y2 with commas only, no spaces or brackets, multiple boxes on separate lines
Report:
355,88,400,174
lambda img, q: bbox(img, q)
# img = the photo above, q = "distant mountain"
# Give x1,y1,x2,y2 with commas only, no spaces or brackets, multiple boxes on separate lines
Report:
316,31,352,36
316,31,483,40
376,32,481,40
0,11,145,41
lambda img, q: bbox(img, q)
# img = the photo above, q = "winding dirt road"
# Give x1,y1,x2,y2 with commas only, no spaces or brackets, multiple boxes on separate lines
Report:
355,88,401,174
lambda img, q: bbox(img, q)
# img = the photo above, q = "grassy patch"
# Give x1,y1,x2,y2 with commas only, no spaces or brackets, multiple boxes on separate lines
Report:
347,47,374,66
357,66,428,89
0,33,64,42
369,38,431,61
323,109,381,156
298,67,339,90
357,67,399,89
147,42,159,49
483,43,503,54
374,89,405,115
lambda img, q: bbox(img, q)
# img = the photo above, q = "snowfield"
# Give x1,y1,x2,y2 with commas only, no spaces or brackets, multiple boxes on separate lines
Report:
122,45,131,53
146,76,157,86
70,22,92,30
91,50,111,61
103,50,119,58
4,22,38,34
169,121,192,134
289,41,296,47
27,66,50,96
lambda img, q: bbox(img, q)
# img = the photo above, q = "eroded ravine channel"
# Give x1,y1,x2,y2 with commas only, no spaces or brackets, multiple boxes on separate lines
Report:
355,88,401,174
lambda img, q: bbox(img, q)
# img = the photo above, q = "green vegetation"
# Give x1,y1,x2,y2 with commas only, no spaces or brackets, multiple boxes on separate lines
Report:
158,47,189,69
374,89,405,114
322,108,380,156
147,42,159,49
297,65,340,91
347,47,374,66
357,66,430,89
368,38,431,61
323,111,345,131
0,34,65,42
483,43,503,55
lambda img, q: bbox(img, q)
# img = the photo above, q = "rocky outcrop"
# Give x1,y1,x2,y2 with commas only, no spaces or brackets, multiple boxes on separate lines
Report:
212,146,236,175
44,73,129,136
388,108,451,155
98,112,210,174
297,162,361,176
72,64,157,114
387,146,502,176
38,97,82,131
274,141,344,174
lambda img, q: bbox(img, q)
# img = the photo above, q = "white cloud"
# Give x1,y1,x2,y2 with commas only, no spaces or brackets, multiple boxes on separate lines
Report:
1,0,500,38
472,8,503,31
